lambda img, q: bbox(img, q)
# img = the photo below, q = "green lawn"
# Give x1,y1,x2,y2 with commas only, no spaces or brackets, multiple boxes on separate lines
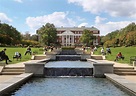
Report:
0,47,44,64
93,46,136,65
1,46,136,65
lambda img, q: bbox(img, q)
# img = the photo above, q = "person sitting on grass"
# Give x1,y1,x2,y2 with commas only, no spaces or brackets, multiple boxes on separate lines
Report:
114,52,124,61
101,47,106,55
93,46,97,51
13,52,21,60
0,48,12,64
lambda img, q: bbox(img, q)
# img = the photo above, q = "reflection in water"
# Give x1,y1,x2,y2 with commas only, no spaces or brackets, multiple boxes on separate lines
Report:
12,77,130,96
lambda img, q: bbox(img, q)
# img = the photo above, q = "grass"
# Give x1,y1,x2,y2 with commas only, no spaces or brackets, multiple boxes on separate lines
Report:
1,46,136,65
0,47,44,65
93,46,136,65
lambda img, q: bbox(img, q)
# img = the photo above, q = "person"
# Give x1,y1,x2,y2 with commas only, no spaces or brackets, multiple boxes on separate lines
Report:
101,47,105,55
82,46,85,51
25,46,32,55
0,48,12,64
93,46,97,51
13,52,21,60
43,46,47,51
106,47,111,54
114,52,124,61
50,46,54,51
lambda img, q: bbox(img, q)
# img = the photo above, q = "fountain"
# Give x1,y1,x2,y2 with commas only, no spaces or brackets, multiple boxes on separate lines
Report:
5,48,132,96
56,49,81,61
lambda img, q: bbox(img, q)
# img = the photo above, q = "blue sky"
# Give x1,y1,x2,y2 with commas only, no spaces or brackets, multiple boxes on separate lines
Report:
0,0,136,36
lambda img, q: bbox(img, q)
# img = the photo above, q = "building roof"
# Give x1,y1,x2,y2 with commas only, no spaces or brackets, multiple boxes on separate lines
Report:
56,26,99,31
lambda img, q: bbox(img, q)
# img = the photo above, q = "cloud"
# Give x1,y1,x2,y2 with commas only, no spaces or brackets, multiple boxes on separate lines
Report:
95,21,136,36
68,0,136,18
0,13,12,23
95,16,107,24
14,0,23,3
78,23,89,27
26,12,76,31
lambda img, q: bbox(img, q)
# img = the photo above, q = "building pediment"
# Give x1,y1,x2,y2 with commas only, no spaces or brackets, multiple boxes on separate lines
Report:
61,30,74,35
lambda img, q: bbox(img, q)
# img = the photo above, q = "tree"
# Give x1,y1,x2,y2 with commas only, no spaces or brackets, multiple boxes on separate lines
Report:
30,34,38,41
80,29,95,46
0,22,21,45
37,23,57,46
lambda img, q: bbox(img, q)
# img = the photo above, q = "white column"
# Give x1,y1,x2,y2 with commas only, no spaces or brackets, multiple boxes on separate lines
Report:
69,35,70,46
62,36,64,46
72,35,74,45
66,35,67,46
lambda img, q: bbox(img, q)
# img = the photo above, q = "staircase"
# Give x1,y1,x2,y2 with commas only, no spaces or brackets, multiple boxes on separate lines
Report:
1,66,25,75
114,67,136,75
32,55,46,60
91,55,103,60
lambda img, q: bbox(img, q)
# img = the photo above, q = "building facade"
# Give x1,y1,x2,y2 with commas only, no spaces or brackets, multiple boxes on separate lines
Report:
56,26,100,46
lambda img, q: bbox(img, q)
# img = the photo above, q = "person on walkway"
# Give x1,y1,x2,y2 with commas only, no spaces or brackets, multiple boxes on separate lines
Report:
114,52,124,61
25,46,32,55
0,48,12,64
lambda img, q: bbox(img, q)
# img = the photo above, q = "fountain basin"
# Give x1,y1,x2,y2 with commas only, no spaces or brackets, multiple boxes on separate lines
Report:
44,61,93,77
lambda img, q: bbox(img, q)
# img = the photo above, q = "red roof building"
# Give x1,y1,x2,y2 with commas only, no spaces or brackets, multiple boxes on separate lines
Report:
56,26,100,46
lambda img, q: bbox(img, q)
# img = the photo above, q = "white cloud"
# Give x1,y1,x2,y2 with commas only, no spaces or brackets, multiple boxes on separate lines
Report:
68,0,136,18
95,21,136,36
0,13,12,23
14,0,23,3
26,12,76,31
95,16,107,24
76,16,85,22
78,23,89,27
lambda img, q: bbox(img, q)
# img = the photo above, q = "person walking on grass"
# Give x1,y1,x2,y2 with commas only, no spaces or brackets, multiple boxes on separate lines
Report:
106,47,111,54
25,46,32,55
0,48,12,64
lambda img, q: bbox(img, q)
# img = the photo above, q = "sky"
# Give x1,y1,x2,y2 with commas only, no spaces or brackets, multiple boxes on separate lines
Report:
0,0,136,36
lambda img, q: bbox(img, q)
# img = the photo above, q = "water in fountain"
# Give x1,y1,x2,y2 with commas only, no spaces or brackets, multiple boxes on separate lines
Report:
56,50,81,61
44,61,93,77
11,77,130,96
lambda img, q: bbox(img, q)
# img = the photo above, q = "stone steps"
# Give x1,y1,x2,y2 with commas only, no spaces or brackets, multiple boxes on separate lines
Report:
32,55,46,60
114,69,136,72
1,66,24,75
114,67,136,75
1,72,24,75
114,67,134,69
91,55,103,60
114,72,136,75
2,69,25,72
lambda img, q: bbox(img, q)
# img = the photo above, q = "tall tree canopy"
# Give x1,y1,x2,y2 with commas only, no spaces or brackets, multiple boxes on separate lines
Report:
101,22,136,47
80,29,95,46
36,23,57,46
0,22,22,45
